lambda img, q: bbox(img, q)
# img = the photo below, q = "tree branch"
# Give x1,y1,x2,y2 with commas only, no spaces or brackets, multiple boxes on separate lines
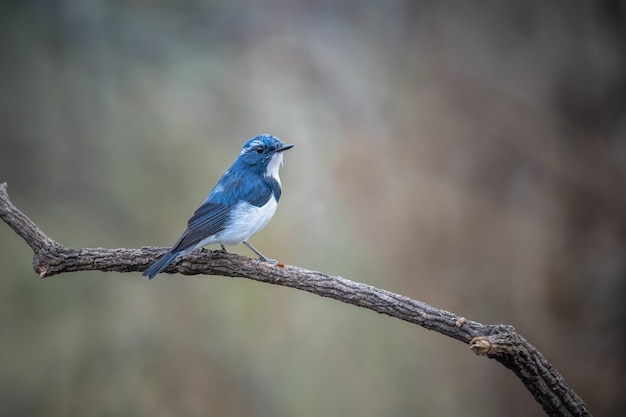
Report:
0,182,591,417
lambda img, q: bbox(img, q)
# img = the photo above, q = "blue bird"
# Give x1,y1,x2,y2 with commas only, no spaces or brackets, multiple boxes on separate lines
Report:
143,134,293,279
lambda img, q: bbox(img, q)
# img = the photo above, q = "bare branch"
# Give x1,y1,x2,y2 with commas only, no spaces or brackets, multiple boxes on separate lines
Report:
0,182,591,417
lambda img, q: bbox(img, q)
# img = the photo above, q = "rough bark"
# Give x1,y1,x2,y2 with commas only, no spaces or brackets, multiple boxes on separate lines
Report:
0,182,591,417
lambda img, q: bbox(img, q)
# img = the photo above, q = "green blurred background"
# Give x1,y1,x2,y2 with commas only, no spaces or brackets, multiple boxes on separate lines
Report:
1,1,625,416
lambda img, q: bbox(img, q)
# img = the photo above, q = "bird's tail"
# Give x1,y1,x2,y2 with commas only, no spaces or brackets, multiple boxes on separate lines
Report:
142,250,182,279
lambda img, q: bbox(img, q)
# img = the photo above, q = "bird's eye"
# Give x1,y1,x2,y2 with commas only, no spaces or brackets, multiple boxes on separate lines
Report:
255,145,264,154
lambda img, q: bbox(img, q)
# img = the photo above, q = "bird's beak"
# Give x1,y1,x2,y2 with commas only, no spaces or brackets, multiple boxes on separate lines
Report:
276,144,294,153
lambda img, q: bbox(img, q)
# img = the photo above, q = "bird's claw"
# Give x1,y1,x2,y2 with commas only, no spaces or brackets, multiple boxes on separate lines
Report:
253,256,277,265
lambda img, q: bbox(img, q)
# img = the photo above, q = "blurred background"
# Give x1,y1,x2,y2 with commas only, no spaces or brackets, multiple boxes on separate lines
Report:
1,1,625,416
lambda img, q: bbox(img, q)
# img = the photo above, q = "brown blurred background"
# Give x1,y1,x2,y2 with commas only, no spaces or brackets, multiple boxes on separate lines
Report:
1,1,625,416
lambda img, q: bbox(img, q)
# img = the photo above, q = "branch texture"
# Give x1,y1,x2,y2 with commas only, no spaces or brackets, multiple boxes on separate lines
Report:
0,182,591,417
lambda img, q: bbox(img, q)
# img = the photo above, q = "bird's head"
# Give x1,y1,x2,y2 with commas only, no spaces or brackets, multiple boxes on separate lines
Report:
238,135,294,176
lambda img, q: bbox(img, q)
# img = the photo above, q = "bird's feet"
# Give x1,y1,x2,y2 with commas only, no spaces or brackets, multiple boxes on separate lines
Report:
257,255,278,264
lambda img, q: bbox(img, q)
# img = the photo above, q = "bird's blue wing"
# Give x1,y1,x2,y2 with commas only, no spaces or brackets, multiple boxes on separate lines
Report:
142,201,231,279
170,202,231,253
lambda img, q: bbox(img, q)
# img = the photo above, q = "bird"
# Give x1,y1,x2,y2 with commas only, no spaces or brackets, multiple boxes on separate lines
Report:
143,134,293,279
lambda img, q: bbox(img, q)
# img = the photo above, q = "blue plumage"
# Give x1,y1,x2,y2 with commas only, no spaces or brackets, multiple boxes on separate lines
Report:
143,135,293,279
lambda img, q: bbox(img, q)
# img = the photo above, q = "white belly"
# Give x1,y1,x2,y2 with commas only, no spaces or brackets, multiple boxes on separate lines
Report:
215,197,279,245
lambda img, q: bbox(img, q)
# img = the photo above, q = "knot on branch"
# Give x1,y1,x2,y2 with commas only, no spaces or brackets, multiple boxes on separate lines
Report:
33,243,65,278
470,324,520,357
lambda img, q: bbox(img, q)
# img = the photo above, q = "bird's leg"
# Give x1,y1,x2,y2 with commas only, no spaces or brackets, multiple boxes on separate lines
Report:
201,247,215,256
243,241,276,263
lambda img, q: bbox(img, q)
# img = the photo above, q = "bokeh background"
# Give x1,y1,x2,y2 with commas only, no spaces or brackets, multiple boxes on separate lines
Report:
1,1,625,416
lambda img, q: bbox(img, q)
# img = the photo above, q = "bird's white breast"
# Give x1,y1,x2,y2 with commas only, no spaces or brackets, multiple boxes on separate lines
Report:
215,197,279,245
